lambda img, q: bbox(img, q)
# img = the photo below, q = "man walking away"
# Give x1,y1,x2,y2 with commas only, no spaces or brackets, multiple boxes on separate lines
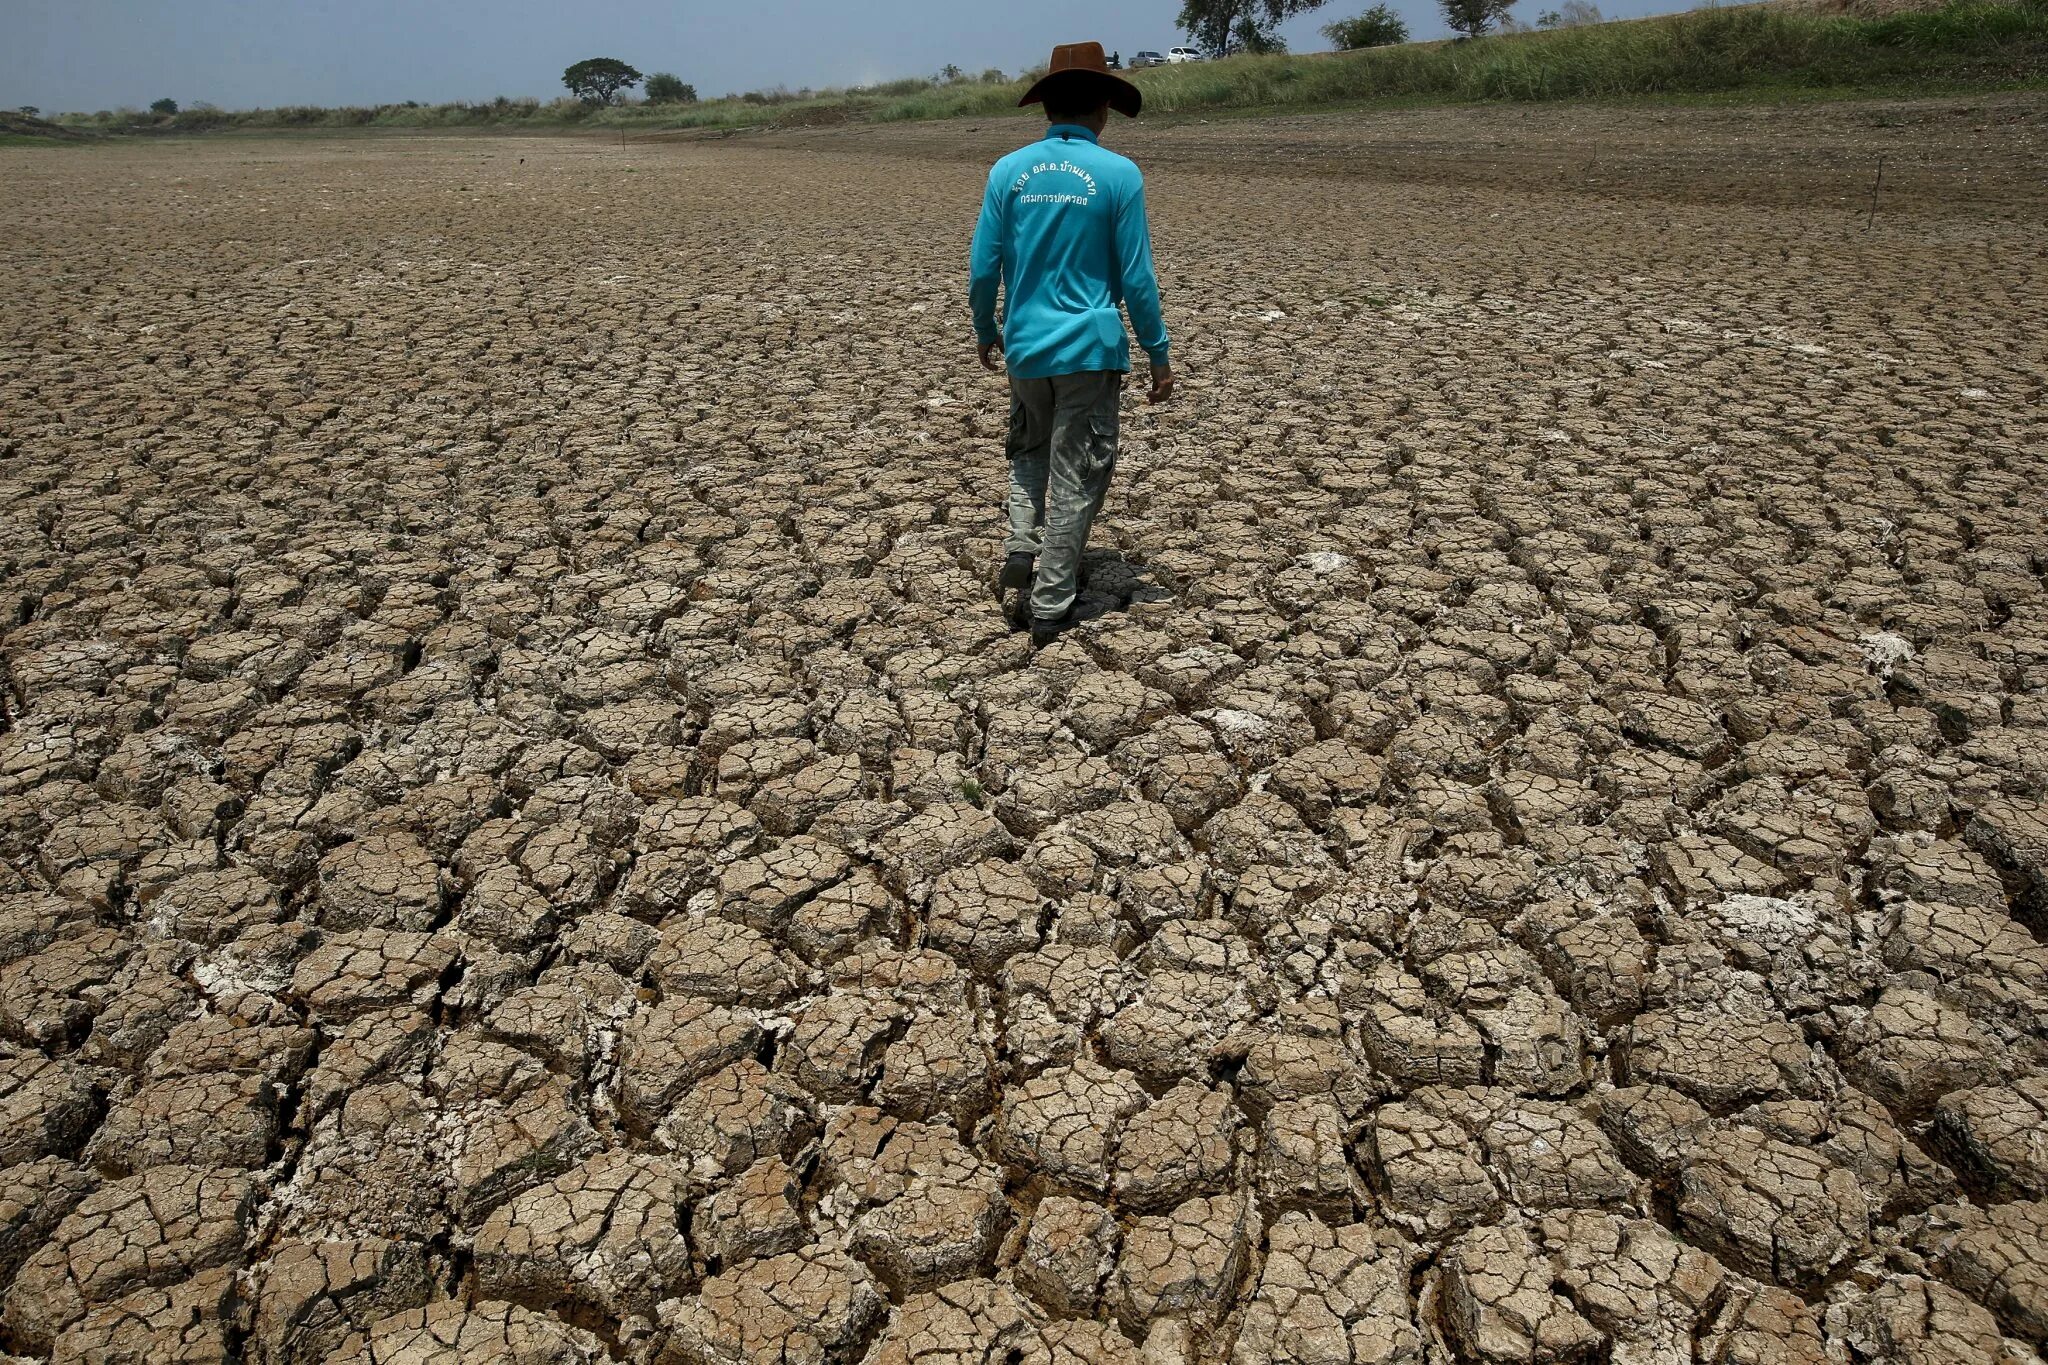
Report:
969,42,1174,649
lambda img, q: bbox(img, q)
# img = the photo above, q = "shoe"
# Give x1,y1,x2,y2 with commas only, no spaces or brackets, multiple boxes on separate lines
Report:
999,552,1035,593
1029,612,1071,649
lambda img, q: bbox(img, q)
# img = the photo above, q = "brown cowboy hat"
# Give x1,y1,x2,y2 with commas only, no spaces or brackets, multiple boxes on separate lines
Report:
1018,42,1143,118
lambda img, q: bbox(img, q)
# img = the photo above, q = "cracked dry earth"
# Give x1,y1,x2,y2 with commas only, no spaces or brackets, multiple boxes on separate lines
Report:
0,97,2045,1365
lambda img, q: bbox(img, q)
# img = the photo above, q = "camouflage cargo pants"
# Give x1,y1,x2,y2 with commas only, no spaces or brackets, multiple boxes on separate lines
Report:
1002,369,1121,621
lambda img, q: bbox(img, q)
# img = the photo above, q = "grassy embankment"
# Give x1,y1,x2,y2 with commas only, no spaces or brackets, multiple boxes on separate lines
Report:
46,0,2048,140
0,111,97,146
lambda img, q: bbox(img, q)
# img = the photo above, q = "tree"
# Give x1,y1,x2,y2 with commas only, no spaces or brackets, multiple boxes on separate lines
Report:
1559,0,1603,22
643,72,697,104
17,106,38,117
1440,0,1516,37
1324,4,1410,47
1235,17,1289,51
562,58,643,106
150,97,178,115
940,63,966,83
1178,0,1331,57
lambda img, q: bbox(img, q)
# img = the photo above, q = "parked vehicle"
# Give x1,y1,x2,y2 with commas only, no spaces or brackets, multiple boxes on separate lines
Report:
1166,47,1204,63
1128,50,1167,68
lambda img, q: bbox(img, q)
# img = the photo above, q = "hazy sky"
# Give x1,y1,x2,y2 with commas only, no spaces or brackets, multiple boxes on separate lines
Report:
9,0,1680,114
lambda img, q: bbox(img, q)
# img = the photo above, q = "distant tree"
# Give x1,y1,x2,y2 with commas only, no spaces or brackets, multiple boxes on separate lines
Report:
150,98,179,115
644,72,698,103
1559,0,1603,22
978,67,1007,82
562,57,643,105
1324,4,1410,46
940,63,966,82
17,106,38,117
1178,0,1331,57
1440,0,1517,36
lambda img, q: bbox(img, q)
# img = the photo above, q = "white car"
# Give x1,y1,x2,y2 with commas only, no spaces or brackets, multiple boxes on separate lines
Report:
1166,47,1204,63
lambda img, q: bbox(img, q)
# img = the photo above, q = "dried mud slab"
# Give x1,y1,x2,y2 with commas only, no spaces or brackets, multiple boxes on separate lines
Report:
0,97,2044,1362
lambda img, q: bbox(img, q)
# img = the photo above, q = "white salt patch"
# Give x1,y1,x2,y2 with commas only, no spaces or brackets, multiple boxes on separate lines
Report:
1200,708,1272,738
192,953,290,999
1714,893,1821,954
1298,551,1351,574
1961,387,1991,399
1859,632,1916,676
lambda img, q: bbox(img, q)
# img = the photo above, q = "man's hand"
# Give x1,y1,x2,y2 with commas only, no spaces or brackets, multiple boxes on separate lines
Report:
1147,362,1175,404
977,341,1003,373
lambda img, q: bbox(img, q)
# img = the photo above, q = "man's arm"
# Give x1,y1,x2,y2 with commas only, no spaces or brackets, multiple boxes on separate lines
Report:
969,169,1004,369
1114,171,1173,401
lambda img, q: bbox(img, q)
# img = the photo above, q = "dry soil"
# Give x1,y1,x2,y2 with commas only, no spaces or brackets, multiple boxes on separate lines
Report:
0,95,2045,1365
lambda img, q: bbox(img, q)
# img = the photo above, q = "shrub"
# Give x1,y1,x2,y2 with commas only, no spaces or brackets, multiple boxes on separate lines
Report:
1325,4,1411,46
1442,0,1519,37
169,104,230,130
862,76,935,97
645,72,697,103
874,78,1031,121
150,98,179,116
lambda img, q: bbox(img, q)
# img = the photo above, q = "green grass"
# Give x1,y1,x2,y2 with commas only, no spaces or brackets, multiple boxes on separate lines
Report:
1115,0,2046,108
40,0,2047,142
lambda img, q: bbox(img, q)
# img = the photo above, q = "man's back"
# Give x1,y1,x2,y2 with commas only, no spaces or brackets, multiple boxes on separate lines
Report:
969,42,1173,648
969,124,1168,381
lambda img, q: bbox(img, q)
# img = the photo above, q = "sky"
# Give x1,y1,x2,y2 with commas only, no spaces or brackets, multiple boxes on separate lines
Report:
8,0,1679,114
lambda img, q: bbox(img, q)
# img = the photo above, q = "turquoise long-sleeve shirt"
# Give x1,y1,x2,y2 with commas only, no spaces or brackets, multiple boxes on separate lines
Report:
969,124,1170,381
